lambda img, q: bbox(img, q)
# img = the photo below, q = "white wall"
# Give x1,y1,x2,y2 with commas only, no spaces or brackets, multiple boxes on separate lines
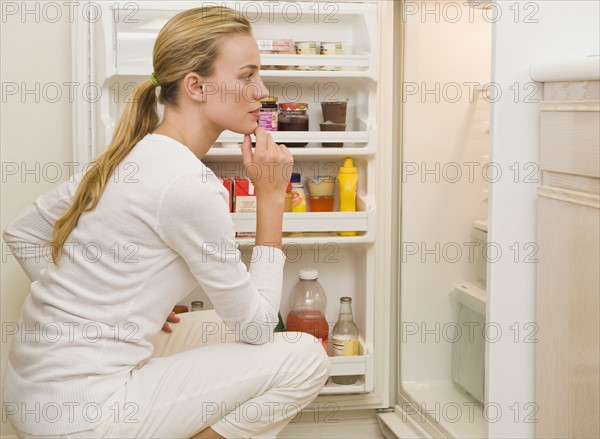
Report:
0,2,73,436
488,1,599,438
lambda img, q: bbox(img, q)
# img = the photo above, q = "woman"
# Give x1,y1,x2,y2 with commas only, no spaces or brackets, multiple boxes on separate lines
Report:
3,6,330,439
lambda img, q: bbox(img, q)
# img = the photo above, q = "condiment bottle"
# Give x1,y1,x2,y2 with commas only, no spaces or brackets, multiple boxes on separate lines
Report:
283,182,293,237
259,96,278,132
337,157,358,236
331,297,360,385
284,182,293,212
286,269,328,351
290,173,307,212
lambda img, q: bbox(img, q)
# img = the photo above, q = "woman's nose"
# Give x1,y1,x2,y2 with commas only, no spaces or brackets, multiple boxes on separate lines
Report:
256,77,269,100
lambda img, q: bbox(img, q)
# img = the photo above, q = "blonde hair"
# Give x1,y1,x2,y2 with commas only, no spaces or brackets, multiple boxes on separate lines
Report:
51,7,251,263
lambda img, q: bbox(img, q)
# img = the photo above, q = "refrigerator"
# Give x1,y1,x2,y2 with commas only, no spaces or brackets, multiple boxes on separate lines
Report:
71,1,492,437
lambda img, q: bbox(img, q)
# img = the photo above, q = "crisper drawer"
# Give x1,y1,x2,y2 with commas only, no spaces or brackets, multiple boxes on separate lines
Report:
540,105,600,178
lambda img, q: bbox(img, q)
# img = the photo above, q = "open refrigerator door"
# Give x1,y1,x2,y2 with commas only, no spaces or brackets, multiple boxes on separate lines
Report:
72,0,397,416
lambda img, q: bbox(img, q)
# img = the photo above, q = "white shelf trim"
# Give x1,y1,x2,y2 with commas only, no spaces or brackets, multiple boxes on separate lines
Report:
217,130,371,143
261,53,370,68
235,233,376,245
234,211,370,233
205,146,375,159
530,56,600,82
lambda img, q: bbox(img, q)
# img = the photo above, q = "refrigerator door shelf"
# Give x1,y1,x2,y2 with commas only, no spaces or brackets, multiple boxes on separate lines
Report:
448,282,486,315
215,130,373,145
260,54,370,69
321,377,367,395
235,232,376,246
260,69,376,80
321,341,373,395
113,54,373,78
99,1,379,83
233,208,375,238
206,146,375,162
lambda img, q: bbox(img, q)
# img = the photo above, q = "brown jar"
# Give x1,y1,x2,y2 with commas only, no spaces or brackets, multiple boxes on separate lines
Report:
172,305,188,314
278,103,309,147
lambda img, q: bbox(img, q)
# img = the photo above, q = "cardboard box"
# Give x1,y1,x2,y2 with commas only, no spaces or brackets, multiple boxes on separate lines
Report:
234,178,256,213
222,177,233,212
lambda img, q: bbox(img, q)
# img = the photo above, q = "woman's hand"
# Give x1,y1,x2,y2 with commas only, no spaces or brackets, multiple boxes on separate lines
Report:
240,127,293,249
240,127,293,197
161,311,180,333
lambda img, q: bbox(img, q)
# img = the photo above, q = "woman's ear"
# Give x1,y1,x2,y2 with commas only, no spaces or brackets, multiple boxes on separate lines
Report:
181,72,212,103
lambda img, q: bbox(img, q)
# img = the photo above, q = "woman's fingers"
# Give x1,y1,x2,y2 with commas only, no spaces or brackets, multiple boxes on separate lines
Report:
240,133,253,169
161,311,180,332
166,311,180,324
242,126,293,195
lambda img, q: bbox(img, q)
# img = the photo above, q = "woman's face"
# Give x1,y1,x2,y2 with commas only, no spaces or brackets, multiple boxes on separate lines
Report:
201,33,269,135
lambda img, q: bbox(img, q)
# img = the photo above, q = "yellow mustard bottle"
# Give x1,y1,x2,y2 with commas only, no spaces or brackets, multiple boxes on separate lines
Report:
337,157,358,236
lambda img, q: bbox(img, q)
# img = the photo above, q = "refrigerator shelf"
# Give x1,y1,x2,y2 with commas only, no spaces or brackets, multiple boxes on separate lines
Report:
206,146,375,161
215,130,372,144
234,233,376,246
321,377,366,395
260,69,375,79
260,53,370,69
329,353,368,375
233,210,372,234
320,340,372,394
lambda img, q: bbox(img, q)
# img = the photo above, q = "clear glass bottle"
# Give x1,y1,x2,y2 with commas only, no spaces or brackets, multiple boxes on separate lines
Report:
286,269,328,349
332,297,360,385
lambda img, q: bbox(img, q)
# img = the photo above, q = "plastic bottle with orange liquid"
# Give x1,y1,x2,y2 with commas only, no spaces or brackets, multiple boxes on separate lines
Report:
286,269,329,351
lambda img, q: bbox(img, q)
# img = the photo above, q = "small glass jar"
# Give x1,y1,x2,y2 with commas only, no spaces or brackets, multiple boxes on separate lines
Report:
278,103,309,147
259,97,278,132
191,301,204,312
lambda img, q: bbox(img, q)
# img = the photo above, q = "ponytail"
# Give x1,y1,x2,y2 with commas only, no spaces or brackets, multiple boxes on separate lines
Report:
51,80,158,263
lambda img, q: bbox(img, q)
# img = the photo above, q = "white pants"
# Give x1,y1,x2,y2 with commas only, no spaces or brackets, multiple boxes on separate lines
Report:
15,310,331,439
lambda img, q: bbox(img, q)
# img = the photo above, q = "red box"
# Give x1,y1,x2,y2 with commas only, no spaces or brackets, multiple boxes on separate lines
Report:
234,178,256,213
222,177,233,212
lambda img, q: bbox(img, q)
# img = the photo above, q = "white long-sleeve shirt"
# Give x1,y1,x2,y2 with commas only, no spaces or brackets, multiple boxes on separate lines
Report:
2,133,285,435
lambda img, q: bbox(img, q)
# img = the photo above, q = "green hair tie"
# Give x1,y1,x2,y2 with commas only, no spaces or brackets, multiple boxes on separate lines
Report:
150,72,159,88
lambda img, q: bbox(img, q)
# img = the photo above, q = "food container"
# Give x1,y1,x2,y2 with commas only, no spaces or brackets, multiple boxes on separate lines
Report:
222,177,233,212
284,182,293,212
258,39,294,52
308,195,334,212
278,103,309,147
320,41,343,71
259,97,278,131
257,39,295,70
234,178,256,213
173,305,188,314
319,122,346,147
290,172,307,212
306,176,336,196
294,41,318,70
191,301,204,312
